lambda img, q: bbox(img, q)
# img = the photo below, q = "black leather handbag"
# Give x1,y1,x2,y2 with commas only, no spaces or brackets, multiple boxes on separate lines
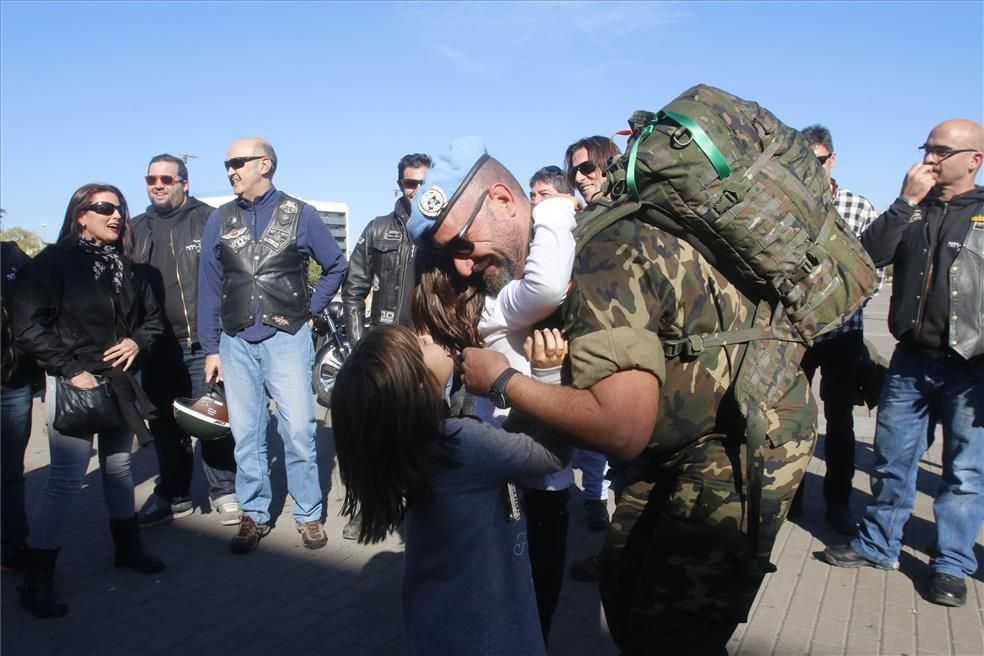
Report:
52,375,123,437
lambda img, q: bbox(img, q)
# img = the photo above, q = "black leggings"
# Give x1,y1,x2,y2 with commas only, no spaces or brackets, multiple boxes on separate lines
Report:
522,486,570,644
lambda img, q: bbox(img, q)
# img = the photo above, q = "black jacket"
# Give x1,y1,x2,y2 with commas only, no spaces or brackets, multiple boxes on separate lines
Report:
861,186,984,356
132,197,211,347
2,241,41,388
12,244,163,379
342,196,417,342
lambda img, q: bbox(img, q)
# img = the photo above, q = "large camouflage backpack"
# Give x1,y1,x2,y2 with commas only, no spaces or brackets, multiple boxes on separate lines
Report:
576,84,878,348
571,84,878,574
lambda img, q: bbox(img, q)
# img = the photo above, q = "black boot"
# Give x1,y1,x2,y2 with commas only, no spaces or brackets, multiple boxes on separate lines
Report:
19,547,69,618
110,515,166,574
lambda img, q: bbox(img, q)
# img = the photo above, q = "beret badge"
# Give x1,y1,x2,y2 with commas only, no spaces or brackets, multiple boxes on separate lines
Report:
418,186,449,219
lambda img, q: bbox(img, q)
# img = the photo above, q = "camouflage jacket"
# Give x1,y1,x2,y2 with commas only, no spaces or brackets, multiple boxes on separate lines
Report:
562,217,814,462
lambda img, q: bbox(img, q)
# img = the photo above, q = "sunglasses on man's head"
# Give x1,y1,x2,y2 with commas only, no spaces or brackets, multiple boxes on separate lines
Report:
816,154,833,166
81,202,122,217
224,155,266,170
435,191,488,258
144,175,182,186
402,179,425,190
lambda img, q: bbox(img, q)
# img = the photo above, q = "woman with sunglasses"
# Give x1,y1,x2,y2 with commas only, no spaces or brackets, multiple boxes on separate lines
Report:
12,183,165,618
563,136,623,582
564,135,621,206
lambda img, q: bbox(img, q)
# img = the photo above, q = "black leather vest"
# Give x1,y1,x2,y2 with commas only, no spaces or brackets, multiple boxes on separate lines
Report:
218,194,309,336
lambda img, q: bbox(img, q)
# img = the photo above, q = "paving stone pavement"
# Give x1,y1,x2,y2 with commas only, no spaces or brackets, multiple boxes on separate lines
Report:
2,284,982,655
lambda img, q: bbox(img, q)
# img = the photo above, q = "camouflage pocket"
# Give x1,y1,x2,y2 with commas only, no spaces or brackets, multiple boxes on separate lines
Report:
664,475,743,527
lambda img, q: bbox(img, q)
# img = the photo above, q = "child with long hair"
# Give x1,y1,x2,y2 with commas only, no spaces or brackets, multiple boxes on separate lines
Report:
331,324,569,656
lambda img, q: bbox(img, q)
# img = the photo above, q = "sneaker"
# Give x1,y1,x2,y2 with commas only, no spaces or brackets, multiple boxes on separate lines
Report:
213,496,241,526
296,520,328,550
230,515,270,554
170,496,194,519
570,555,600,582
138,494,175,527
584,500,610,532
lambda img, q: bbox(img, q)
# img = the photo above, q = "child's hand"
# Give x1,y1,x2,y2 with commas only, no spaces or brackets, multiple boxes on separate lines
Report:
524,328,568,369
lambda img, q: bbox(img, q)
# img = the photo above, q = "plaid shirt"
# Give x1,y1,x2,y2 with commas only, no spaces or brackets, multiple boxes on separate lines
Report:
818,181,879,339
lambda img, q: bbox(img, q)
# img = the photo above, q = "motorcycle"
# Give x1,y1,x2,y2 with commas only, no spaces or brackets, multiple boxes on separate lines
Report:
311,299,352,408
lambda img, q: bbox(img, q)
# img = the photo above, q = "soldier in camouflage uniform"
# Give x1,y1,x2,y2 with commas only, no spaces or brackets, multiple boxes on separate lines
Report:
406,138,816,654
563,218,816,654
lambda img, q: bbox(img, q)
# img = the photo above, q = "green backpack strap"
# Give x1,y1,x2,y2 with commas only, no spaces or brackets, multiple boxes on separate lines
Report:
626,110,733,201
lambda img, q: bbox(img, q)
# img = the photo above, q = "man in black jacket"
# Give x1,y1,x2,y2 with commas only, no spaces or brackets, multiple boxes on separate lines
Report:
1,241,42,570
132,154,239,527
339,152,430,540
819,119,984,608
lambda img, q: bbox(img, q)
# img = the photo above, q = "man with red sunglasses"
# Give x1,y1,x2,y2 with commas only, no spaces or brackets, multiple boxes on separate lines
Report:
340,152,430,540
131,154,240,529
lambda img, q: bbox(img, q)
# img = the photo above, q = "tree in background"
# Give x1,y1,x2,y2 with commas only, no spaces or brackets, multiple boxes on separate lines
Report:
0,222,45,257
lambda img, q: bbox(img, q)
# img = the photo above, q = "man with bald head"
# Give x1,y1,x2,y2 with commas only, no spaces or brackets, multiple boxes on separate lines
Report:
198,137,347,554
820,119,984,608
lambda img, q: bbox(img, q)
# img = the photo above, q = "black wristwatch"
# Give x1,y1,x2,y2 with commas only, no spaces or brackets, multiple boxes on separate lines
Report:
489,367,521,409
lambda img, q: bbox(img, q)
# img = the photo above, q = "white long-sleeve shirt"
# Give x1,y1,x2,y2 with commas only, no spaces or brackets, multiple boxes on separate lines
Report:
479,195,576,490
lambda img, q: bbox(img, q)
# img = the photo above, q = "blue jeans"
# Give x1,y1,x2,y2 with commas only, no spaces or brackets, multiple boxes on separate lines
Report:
220,326,322,524
574,449,610,501
851,346,984,578
143,341,237,502
1,383,33,559
31,376,136,550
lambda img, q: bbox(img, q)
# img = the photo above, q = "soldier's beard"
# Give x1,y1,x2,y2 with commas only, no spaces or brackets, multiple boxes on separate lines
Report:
483,256,519,295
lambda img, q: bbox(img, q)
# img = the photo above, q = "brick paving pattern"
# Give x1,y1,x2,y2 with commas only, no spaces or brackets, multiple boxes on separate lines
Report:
2,285,982,655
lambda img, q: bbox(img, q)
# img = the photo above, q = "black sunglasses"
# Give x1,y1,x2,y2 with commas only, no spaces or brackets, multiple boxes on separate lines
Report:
80,202,122,217
816,154,833,166
145,175,183,186
224,155,266,170
436,190,488,257
918,144,978,162
571,161,598,177
402,179,425,190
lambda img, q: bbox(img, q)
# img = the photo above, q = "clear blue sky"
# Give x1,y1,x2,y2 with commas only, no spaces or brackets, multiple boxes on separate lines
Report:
2,1,981,245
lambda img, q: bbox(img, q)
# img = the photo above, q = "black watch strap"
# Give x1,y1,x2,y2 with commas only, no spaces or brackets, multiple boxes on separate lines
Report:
489,367,521,409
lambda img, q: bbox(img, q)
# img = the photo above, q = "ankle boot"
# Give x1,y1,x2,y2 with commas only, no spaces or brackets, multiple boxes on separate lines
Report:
110,515,166,574
19,547,68,618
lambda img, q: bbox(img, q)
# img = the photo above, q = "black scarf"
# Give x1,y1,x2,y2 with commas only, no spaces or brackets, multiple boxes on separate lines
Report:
77,237,125,294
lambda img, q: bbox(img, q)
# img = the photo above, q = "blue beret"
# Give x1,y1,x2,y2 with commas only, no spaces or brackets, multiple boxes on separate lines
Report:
407,136,488,246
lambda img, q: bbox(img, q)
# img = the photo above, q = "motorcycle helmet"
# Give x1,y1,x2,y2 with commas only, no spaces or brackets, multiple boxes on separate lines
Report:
173,380,231,441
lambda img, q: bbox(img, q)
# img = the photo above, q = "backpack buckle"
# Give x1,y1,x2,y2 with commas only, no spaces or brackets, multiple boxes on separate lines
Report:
684,335,705,356
664,335,705,359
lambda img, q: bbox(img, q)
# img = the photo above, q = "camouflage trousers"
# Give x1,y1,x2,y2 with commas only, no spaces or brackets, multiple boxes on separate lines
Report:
599,428,816,655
